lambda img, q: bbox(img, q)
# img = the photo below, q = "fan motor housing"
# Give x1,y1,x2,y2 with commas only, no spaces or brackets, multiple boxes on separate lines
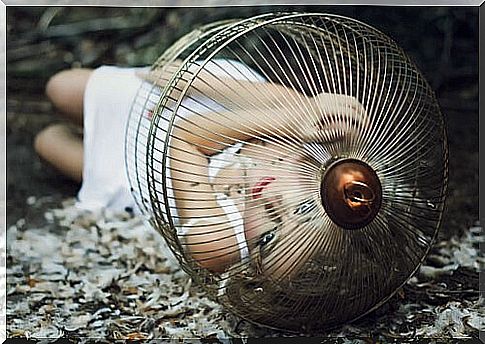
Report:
321,158,382,230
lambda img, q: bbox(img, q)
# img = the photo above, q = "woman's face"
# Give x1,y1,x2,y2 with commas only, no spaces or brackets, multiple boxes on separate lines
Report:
242,142,321,281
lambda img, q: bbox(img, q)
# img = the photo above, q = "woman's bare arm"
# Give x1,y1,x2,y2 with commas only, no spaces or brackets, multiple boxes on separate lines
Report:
168,74,366,218
142,61,366,155
166,74,310,272
161,63,367,272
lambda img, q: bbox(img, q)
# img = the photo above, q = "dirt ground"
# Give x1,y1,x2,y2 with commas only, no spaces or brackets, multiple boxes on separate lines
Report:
6,6,481,340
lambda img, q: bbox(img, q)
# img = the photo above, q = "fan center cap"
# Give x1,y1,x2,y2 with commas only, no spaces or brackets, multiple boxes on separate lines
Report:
320,158,382,229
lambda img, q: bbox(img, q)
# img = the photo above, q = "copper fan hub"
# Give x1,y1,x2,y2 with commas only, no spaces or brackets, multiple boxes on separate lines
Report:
321,159,382,230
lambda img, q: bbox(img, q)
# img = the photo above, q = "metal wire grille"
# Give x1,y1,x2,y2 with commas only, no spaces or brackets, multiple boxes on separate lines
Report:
124,12,448,332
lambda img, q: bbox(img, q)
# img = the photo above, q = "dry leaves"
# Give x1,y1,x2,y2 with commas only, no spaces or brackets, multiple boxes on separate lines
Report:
6,198,483,339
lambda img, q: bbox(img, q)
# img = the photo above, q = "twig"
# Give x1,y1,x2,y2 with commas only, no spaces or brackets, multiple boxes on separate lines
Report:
7,41,53,62
43,13,160,38
37,7,64,31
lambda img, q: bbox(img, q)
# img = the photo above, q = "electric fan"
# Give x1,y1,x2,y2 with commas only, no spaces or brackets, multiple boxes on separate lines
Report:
125,12,448,332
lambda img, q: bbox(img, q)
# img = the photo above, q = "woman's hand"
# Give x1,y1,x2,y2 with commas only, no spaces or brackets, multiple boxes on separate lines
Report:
301,93,369,143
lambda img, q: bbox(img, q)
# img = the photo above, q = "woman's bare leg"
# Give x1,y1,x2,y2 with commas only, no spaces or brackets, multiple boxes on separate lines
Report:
45,68,93,127
34,123,83,182
34,68,93,182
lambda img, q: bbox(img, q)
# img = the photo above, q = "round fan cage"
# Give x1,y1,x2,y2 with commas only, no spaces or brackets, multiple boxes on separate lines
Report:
125,12,448,332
